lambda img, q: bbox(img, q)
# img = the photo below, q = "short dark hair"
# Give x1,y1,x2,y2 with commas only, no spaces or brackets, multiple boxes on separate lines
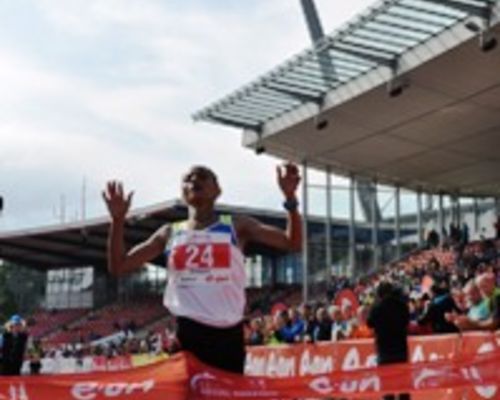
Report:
377,282,394,299
183,165,219,185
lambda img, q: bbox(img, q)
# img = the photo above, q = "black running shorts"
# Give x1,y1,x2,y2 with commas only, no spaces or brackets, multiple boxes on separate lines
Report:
176,316,245,374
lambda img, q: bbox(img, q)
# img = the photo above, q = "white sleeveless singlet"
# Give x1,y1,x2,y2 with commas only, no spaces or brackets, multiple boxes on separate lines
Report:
163,215,246,327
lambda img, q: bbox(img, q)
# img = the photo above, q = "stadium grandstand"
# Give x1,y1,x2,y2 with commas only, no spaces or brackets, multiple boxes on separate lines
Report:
0,199,410,338
0,198,414,315
0,0,500,398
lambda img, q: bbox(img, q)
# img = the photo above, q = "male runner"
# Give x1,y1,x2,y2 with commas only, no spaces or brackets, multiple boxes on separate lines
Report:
103,164,302,373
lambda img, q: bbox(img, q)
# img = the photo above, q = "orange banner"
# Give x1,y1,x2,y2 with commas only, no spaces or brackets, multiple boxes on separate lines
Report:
0,355,190,400
245,334,461,377
1,332,499,399
188,350,500,399
1,350,500,400
459,332,499,400
244,332,497,399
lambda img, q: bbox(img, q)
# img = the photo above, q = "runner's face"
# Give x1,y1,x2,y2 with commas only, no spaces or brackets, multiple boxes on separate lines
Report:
181,167,220,206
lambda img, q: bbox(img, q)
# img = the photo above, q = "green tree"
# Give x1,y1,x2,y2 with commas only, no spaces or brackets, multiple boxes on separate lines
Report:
0,262,18,322
0,261,45,319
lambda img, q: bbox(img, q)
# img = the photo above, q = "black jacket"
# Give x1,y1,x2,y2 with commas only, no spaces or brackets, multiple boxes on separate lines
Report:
418,294,459,334
367,294,409,365
314,320,332,342
1,331,28,375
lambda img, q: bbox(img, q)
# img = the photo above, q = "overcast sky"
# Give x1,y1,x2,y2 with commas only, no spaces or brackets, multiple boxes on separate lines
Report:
0,0,378,230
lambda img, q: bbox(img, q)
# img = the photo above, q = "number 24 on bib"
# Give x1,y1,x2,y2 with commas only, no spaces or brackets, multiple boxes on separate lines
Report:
170,244,230,270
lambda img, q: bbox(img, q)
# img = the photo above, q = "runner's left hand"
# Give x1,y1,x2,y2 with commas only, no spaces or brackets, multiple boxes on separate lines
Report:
277,163,300,199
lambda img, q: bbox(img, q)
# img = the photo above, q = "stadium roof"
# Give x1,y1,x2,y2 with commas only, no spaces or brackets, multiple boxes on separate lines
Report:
194,0,500,198
0,200,184,270
0,201,411,270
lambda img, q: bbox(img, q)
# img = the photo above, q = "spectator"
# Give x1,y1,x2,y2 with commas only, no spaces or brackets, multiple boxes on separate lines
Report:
454,272,500,331
28,339,43,375
480,227,487,241
329,306,347,342
426,229,439,249
341,303,356,338
482,241,498,264
463,279,489,321
313,307,331,342
350,306,373,339
268,311,287,344
1,315,29,376
449,223,457,243
408,297,419,322
418,284,460,334
441,227,448,244
494,216,500,240
284,307,305,343
368,282,410,400
247,317,265,346
461,222,470,245
299,304,317,343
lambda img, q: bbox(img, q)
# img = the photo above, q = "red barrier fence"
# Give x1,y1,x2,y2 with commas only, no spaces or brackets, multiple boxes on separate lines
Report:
245,331,500,399
246,333,495,376
3,331,499,399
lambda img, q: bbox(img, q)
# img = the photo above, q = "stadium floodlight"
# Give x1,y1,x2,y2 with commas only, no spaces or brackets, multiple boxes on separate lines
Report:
316,119,329,130
255,144,266,155
464,18,497,53
387,78,409,98
254,130,266,155
314,101,329,131
465,20,481,33
480,35,498,52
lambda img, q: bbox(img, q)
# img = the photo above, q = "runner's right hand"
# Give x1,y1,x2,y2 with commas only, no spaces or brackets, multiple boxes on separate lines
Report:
102,181,134,221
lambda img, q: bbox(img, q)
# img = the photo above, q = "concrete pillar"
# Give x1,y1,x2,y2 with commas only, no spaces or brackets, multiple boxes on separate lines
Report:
371,183,379,270
302,162,309,303
349,176,356,275
325,167,332,278
417,191,423,247
395,186,401,259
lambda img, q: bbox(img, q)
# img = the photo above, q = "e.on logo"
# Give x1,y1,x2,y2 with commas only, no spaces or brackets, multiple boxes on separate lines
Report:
473,342,497,399
0,384,29,400
71,380,155,400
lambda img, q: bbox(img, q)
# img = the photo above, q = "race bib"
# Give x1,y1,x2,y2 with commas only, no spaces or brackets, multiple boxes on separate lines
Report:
170,243,230,270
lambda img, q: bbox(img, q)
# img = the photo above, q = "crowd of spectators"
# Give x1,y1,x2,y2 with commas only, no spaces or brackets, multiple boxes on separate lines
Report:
20,328,173,375
245,232,500,346
42,329,168,359
14,301,174,375
11,222,500,374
